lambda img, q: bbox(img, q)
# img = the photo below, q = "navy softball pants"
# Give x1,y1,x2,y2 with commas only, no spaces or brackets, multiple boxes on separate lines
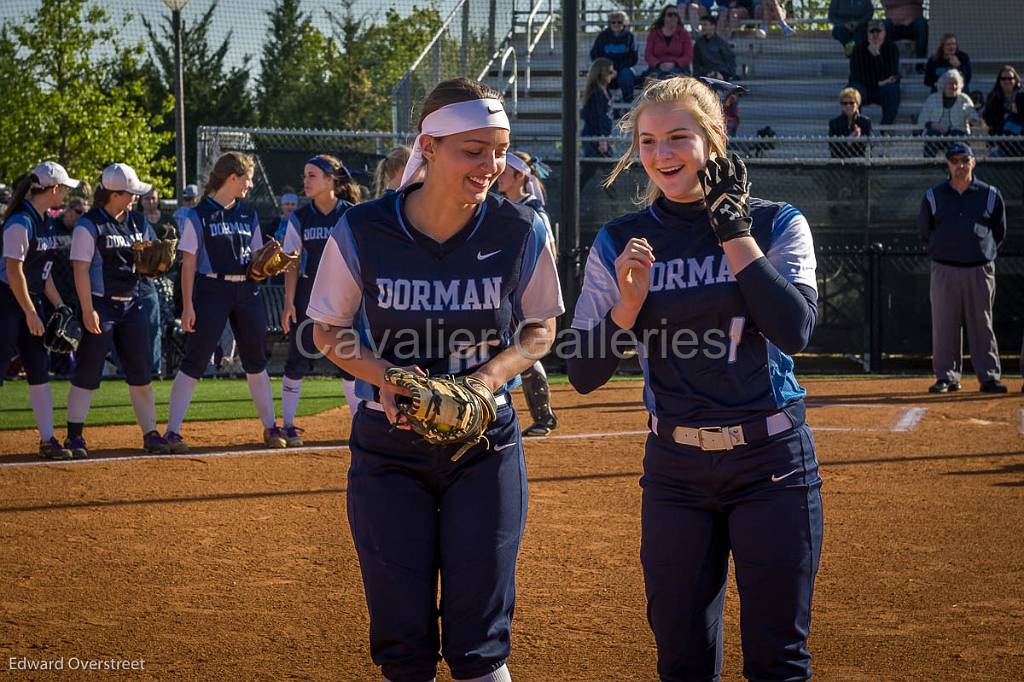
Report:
346,400,527,682
285,279,353,381
641,422,823,682
179,276,268,379
72,295,151,390
0,282,49,386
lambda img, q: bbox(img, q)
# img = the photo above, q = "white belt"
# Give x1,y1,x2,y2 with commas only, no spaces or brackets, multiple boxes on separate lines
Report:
364,393,509,413
106,295,133,302
205,273,248,282
650,411,793,452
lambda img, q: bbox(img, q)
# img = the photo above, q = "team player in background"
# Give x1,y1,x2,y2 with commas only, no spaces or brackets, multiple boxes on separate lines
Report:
66,164,169,457
278,155,358,445
164,152,285,453
372,145,411,197
567,77,822,681
497,151,559,436
0,162,79,460
308,78,563,682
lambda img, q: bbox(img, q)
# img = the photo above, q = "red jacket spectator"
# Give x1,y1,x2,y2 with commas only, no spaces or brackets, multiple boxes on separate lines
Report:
644,27,693,71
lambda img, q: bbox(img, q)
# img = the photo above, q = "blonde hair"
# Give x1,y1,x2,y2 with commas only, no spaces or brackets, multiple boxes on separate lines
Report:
839,86,861,107
604,77,727,206
374,146,412,196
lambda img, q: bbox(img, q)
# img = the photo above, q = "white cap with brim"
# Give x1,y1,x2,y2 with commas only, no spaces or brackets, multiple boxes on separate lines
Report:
101,163,153,196
32,161,81,189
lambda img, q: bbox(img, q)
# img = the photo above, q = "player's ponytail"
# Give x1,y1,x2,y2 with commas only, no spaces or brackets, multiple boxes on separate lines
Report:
604,77,727,207
373,146,412,197
204,151,255,197
2,174,38,223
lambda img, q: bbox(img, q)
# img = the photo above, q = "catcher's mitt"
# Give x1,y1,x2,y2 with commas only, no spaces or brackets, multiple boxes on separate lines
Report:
44,305,83,354
133,225,178,278
247,237,299,281
384,367,499,461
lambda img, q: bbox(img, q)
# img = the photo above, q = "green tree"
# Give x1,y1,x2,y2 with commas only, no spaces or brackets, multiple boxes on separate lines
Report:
0,0,173,190
256,0,371,129
142,0,256,183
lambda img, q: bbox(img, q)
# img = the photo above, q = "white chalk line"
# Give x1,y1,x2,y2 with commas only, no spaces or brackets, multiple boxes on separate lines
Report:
0,406,931,470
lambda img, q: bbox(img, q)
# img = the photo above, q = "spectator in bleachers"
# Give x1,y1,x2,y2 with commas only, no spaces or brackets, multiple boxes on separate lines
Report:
919,142,1007,394
881,0,926,66
755,0,797,37
982,66,1023,157
643,5,694,80
717,0,753,38
829,86,872,157
678,1,710,34
829,0,874,56
919,69,983,158
848,19,900,125
693,15,736,81
49,197,88,305
590,11,639,102
273,190,299,242
581,58,616,189
924,33,971,93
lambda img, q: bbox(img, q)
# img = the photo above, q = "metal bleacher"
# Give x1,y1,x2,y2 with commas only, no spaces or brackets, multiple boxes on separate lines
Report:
485,5,1019,160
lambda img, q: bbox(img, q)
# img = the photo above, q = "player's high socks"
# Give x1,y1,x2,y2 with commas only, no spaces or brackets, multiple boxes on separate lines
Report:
28,384,55,442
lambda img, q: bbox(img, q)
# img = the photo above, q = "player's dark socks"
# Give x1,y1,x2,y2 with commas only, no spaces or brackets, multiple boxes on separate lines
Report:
66,421,84,440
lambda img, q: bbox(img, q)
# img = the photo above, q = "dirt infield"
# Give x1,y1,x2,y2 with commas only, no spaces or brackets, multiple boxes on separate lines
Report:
1,377,1023,680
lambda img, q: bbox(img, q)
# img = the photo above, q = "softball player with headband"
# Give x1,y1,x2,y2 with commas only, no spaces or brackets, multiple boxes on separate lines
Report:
568,77,822,680
278,154,357,445
308,78,563,682
1,162,79,460
65,164,169,457
496,151,559,436
165,151,284,453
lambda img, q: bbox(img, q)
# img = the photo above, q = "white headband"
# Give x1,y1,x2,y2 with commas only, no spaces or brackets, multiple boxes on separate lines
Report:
505,152,545,205
398,98,511,190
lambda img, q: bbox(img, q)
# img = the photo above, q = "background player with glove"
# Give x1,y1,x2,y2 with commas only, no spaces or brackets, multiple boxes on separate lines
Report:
164,152,296,453
278,154,356,446
568,77,822,681
0,161,80,460
496,151,559,437
65,163,171,457
308,79,563,682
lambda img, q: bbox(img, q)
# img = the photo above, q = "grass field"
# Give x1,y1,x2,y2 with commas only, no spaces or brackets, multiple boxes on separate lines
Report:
0,377,349,430
0,373,930,431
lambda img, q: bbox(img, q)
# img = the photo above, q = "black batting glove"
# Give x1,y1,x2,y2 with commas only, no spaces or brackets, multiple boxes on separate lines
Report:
699,153,753,244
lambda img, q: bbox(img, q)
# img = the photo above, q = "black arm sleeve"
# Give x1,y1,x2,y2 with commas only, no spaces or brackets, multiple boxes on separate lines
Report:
733,257,818,355
566,313,636,394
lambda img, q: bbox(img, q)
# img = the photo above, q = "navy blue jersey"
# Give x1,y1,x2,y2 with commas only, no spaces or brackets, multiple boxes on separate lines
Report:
70,207,155,298
282,199,353,279
573,198,817,424
178,196,263,275
0,201,61,294
307,185,564,400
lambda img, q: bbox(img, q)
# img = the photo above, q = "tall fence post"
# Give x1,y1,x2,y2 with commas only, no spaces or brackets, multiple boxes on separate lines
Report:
488,0,497,57
560,0,580,327
867,242,884,372
461,0,470,75
432,41,441,86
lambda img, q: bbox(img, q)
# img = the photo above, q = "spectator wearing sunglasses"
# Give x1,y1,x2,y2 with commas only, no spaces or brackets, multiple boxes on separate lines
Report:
590,10,639,102
848,19,900,125
643,5,694,81
829,87,873,158
983,66,1024,157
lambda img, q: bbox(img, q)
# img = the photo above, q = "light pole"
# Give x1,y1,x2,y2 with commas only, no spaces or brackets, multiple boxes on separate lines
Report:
162,0,191,208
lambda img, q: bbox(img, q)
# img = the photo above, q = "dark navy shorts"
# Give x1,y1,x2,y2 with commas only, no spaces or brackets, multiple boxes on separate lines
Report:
178,276,268,379
0,282,50,386
72,294,151,390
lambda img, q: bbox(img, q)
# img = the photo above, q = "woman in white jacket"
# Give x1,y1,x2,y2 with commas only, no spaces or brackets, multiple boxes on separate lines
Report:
919,69,984,157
